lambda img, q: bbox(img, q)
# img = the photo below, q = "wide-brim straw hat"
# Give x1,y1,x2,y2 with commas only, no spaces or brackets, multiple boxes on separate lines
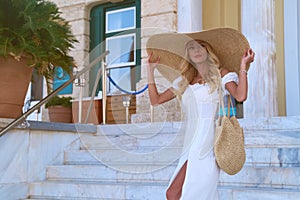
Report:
146,27,250,82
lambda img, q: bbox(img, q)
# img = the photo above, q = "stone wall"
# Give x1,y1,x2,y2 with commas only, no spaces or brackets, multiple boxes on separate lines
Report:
136,0,182,122
0,120,82,199
50,0,182,122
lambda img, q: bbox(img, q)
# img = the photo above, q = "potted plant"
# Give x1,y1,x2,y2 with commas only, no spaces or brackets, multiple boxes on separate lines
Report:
45,96,72,123
0,0,78,118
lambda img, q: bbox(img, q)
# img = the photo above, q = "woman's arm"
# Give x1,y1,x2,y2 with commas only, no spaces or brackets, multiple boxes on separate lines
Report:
221,48,255,102
147,53,176,106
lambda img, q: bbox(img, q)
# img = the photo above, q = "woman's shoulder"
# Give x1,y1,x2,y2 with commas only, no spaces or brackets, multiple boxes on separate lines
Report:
220,68,239,84
220,68,230,78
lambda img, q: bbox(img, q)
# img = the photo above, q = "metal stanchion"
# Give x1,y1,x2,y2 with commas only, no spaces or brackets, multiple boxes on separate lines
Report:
122,95,131,124
84,60,104,124
102,61,107,124
74,76,85,123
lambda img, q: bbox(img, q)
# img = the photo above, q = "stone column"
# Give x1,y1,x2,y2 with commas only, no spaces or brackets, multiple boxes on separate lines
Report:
241,0,278,118
284,0,300,116
177,0,202,32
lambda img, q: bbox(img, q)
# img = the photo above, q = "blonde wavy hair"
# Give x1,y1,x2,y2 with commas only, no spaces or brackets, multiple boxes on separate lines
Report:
175,39,222,97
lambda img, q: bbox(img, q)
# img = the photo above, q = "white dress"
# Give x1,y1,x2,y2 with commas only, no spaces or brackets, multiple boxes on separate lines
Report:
167,72,239,200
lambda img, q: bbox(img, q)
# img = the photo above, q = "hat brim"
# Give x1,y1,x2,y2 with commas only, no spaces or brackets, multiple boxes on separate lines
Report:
146,28,250,82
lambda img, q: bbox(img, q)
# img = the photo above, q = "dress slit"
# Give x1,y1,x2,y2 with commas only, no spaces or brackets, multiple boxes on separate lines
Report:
166,160,188,198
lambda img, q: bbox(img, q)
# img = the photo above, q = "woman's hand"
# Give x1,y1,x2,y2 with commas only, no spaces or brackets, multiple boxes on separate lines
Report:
146,52,175,105
147,52,160,74
241,48,255,69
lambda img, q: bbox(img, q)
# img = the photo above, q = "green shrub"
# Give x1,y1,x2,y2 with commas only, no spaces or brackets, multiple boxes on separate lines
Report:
0,0,78,90
45,96,72,108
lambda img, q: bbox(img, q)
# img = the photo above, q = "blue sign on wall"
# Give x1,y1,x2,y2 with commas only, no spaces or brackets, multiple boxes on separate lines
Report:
53,67,73,95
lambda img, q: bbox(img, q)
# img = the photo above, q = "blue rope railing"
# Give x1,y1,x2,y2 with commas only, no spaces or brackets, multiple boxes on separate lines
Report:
107,74,148,95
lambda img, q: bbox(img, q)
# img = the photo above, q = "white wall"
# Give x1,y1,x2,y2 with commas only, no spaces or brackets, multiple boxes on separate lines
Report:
0,128,80,199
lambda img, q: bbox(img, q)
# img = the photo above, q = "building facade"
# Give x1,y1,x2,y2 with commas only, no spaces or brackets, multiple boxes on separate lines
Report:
31,0,300,122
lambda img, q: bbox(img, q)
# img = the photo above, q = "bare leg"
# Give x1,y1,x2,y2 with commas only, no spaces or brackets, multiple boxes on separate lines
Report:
166,161,187,200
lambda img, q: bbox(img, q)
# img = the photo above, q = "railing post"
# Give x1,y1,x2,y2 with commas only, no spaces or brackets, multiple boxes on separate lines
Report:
102,61,107,125
84,59,104,124
75,76,85,123
79,86,83,123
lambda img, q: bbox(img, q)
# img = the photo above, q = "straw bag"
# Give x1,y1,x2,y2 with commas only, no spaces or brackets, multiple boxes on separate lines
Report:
214,95,246,175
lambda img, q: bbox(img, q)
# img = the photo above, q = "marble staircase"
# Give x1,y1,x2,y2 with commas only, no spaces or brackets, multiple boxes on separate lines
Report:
23,117,300,200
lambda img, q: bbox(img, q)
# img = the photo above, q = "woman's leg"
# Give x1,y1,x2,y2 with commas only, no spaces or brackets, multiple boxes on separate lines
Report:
166,161,187,200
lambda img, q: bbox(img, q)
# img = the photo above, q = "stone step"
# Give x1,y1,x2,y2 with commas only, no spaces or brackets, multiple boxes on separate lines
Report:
219,166,300,190
79,128,300,151
218,185,300,200
245,146,300,167
64,149,183,167
28,182,300,200
79,122,186,152
29,181,166,200
238,116,300,132
27,118,300,200
244,130,300,148
79,133,184,150
96,122,182,137
24,198,124,200
46,165,175,183
65,148,180,165
46,164,299,190
65,144,300,168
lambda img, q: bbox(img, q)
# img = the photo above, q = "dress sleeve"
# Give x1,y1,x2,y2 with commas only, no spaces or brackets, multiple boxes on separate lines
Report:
222,72,239,95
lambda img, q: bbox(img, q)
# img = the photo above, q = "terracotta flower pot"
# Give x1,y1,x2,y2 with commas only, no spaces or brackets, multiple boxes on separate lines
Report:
48,106,72,123
0,57,33,119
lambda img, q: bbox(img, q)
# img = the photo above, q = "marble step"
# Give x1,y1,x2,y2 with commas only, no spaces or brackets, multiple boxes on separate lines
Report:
79,129,300,151
65,144,300,167
29,181,166,200
26,197,130,199
28,182,300,200
27,118,300,200
24,198,124,200
218,185,300,200
46,164,175,183
219,166,300,190
64,149,183,167
244,130,300,148
96,123,179,135
79,133,184,150
46,164,299,190
245,146,300,167
96,122,182,137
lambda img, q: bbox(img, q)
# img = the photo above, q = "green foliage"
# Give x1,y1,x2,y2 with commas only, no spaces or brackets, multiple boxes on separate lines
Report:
45,96,72,108
0,0,78,85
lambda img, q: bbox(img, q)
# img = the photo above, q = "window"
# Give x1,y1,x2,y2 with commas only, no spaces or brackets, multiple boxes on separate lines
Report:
106,33,135,68
90,0,141,95
106,7,136,33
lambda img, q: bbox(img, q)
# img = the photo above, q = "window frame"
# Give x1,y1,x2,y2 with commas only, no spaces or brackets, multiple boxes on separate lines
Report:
105,6,136,33
105,32,136,69
90,0,141,95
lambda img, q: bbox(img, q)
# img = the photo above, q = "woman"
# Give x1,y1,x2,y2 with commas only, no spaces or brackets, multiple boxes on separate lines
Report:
147,31,255,199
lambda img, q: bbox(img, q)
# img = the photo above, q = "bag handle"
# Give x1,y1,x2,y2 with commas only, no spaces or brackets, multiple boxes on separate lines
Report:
199,88,224,159
219,88,226,118
227,95,231,117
